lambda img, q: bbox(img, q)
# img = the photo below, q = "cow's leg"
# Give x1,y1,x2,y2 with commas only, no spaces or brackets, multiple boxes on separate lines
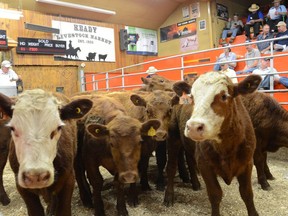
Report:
0,141,10,206
163,136,182,207
54,171,75,216
17,185,45,216
115,178,128,216
139,154,151,191
156,141,167,191
127,183,138,207
177,147,190,183
263,152,275,180
198,164,222,216
237,164,259,216
86,166,105,216
184,150,201,191
253,148,271,190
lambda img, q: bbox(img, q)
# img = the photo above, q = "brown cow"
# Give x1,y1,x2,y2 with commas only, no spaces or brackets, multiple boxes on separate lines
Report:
241,92,288,190
139,74,175,91
164,72,261,216
74,95,160,216
0,89,92,216
0,118,11,206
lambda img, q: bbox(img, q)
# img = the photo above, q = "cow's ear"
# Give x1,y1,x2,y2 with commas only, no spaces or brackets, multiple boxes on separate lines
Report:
173,81,191,96
233,75,261,97
60,99,93,120
130,95,146,107
0,93,14,117
86,123,109,138
141,119,161,136
141,77,150,85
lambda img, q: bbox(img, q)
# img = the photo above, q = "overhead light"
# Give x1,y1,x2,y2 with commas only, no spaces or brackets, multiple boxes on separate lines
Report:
36,0,116,15
0,8,23,20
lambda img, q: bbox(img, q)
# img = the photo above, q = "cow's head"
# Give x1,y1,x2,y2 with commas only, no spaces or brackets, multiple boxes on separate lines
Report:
174,72,261,142
141,75,175,91
130,90,177,141
0,89,92,189
86,115,160,183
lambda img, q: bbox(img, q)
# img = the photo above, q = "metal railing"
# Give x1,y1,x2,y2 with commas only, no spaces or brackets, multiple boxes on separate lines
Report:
81,37,288,105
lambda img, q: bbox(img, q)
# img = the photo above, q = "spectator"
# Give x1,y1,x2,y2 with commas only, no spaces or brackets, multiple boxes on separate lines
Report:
219,58,238,83
266,0,287,33
220,13,244,44
252,57,280,89
244,4,264,40
256,24,274,54
236,40,261,74
274,76,288,87
146,66,158,78
274,21,288,51
213,44,237,71
0,60,19,83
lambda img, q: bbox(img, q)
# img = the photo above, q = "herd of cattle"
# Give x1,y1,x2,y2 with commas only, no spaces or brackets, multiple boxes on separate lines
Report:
0,72,287,216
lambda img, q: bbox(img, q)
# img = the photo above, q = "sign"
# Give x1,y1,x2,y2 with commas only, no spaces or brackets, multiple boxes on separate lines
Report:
52,21,115,62
16,37,66,54
0,30,8,48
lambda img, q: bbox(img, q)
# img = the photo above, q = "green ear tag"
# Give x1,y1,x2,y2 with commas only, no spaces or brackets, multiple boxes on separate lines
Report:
148,127,156,136
95,128,100,133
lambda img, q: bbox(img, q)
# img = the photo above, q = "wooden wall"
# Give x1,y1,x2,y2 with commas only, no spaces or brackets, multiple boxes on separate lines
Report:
0,8,154,96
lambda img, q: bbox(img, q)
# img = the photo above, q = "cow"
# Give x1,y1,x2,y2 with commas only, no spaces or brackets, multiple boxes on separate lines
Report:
0,89,92,216
241,92,288,190
164,72,261,216
86,52,96,61
0,117,11,206
98,54,108,61
139,74,175,92
73,94,160,216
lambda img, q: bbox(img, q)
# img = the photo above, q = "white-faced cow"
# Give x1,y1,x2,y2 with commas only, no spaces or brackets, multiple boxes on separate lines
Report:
164,72,261,216
0,89,92,216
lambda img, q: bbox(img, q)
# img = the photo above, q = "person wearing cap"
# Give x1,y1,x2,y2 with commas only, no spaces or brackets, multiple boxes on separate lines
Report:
252,57,280,89
256,24,274,54
274,21,288,51
219,58,238,84
213,44,237,71
0,60,19,83
236,40,261,74
244,4,264,40
266,0,287,33
146,66,158,78
220,13,244,44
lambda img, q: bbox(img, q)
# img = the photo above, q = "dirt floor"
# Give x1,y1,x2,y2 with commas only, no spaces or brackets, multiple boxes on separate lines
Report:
0,149,287,216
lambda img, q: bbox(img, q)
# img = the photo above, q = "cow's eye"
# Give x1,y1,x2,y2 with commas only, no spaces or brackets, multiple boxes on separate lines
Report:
160,79,164,83
221,94,228,101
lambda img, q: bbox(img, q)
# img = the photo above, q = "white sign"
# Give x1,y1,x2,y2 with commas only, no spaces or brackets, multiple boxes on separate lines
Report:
52,21,115,62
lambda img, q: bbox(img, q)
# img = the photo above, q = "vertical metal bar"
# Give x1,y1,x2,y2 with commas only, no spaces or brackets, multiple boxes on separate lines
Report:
122,68,125,90
181,56,184,81
106,72,109,91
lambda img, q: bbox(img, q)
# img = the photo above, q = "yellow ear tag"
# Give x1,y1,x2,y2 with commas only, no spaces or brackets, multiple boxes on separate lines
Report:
148,127,156,136
76,107,81,114
95,128,100,133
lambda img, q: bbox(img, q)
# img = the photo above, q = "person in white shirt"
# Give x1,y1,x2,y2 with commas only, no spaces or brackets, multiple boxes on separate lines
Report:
219,58,238,83
252,57,280,89
0,60,19,83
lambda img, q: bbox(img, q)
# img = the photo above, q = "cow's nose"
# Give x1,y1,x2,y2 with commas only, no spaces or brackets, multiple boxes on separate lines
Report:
119,171,138,184
155,130,167,141
22,170,51,188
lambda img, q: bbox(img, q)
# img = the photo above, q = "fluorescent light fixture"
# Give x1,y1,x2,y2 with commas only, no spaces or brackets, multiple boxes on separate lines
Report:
0,8,23,20
36,0,116,15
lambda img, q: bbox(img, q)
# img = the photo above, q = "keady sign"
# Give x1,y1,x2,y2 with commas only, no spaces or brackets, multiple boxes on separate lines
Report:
0,30,8,48
16,37,66,54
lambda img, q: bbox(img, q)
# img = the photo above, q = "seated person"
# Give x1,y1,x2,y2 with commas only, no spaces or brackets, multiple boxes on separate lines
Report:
256,24,274,54
236,40,261,74
244,4,264,39
0,60,19,83
213,44,237,71
273,21,288,51
220,13,244,44
274,76,288,88
266,0,287,33
219,58,238,83
252,57,280,89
